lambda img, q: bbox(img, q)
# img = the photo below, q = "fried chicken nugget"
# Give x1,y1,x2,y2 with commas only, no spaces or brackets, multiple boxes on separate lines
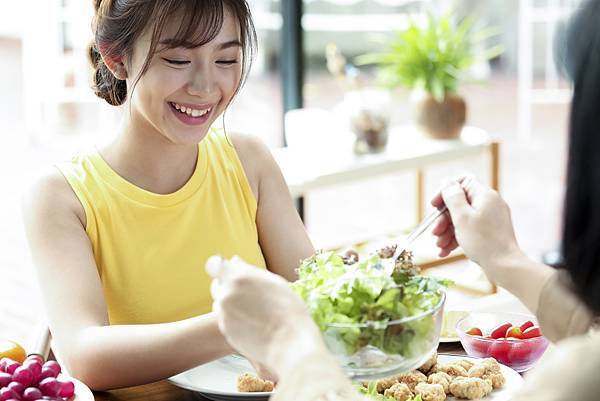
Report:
436,363,468,378
237,373,274,392
414,382,446,401
427,372,452,394
454,359,475,371
383,382,413,401
371,375,400,393
418,351,438,375
468,357,506,389
396,370,428,392
449,377,493,400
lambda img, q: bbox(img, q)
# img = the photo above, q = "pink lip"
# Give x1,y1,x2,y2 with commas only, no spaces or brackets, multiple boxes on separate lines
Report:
168,102,213,126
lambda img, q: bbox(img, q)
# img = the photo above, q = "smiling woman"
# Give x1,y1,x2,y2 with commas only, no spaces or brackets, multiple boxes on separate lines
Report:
21,0,314,392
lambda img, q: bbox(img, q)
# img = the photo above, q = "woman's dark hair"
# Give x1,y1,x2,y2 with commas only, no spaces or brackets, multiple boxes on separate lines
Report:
88,0,257,106
561,0,600,313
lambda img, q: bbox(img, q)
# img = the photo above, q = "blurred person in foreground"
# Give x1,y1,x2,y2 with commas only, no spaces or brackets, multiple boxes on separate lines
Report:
207,1,600,400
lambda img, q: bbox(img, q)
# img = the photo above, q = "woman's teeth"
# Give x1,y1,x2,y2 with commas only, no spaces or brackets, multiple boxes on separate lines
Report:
171,102,211,118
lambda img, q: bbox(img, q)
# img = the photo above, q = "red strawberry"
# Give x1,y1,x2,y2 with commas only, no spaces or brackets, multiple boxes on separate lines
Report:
466,327,483,336
490,323,512,339
489,340,511,365
522,326,542,339
505,326,524,339
470,339,491,356
508,342,533,364
520,320,534,332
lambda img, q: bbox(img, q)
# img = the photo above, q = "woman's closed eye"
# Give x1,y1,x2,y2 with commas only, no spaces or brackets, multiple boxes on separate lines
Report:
162,58,190,66
216,59,239,66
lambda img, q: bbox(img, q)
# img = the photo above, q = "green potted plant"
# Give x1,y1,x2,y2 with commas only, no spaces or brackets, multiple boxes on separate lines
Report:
355,13,503,139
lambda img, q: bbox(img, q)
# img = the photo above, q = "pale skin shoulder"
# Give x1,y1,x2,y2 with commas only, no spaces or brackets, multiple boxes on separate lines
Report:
228,132,315,281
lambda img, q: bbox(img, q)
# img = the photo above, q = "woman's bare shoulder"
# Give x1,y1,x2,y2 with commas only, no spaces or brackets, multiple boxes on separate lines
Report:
22,167,86,228
227,132,276,201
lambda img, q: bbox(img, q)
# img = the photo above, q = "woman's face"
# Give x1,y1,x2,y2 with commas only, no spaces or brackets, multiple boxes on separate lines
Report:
125,8,242,145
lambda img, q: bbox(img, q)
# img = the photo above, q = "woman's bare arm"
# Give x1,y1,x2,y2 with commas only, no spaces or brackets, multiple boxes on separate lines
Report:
231,134,315,281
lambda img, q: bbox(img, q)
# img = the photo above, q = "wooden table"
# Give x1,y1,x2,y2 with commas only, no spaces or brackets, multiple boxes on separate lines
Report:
93,343,466,401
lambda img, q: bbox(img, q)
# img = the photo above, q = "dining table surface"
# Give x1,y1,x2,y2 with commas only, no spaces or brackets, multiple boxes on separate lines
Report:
91,342,467,401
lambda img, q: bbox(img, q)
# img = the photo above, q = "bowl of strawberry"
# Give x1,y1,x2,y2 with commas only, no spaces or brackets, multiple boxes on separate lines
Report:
456,312,550,372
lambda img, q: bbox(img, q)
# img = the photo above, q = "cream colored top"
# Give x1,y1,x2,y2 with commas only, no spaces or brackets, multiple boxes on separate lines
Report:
272,270,599,401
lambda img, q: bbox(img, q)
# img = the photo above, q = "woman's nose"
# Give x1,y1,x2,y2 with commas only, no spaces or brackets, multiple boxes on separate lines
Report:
186,70,215,96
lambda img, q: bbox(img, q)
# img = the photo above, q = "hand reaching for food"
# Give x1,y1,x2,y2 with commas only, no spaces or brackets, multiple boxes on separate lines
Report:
206,256,330,381
430,177,525,279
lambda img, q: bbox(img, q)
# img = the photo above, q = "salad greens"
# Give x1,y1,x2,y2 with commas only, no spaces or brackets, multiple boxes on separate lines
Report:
291,250,449,358
357,382,423,401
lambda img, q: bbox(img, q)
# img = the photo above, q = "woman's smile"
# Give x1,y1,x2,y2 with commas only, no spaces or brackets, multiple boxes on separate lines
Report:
168,101,214,126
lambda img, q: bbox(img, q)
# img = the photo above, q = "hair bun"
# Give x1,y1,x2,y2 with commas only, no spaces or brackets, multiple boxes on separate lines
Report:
88,41,127,106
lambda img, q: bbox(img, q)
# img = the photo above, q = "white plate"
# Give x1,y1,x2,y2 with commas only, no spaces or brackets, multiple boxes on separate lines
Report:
168,355,271,401
433,354,523,400
168,354,523,401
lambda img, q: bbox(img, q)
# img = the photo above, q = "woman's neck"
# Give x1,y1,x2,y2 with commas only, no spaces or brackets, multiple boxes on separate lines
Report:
99,119,200,195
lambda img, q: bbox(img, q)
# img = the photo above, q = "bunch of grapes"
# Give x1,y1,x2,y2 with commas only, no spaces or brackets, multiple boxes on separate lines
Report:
0,356,74,401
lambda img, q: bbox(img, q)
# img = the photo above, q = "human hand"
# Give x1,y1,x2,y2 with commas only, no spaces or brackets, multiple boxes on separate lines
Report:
430,177,525,279
206,256,327,379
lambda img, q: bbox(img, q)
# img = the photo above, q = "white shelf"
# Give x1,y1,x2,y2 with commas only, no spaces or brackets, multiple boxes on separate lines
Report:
274,126,492,198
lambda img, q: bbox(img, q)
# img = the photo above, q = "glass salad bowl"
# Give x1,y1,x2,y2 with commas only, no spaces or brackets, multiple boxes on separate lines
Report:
292,249,449,381
323,291,445,380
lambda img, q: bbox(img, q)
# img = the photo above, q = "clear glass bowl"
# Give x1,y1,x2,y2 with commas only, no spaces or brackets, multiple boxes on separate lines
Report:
456,312,550,372
323,291,445,380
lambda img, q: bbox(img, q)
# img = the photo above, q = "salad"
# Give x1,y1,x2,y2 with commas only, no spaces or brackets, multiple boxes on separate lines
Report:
291,247,449,362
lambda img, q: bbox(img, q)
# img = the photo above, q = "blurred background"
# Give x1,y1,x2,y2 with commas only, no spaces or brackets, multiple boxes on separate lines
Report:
0,0,580,346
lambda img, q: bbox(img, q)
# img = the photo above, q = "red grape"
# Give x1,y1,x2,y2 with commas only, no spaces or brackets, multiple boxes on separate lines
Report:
0,387,20,401
38,378,60,397
7,382,24,396
40,363,59,379
0,358,13,373
57,379,74,398
37,369,55,382
0,372,11,387
22,387,43,401
4,361,20,376
24,356,43,366
12,366,33,387
22,361,41,384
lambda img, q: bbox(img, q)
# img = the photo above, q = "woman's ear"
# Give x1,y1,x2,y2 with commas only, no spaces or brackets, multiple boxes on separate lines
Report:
98,45,128,80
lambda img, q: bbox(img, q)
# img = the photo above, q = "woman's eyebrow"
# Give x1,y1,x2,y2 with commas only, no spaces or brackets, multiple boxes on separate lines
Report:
216,40,242,50
158,39,242,50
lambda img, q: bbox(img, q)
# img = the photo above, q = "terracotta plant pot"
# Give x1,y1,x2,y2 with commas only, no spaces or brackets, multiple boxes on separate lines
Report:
415,94,467,139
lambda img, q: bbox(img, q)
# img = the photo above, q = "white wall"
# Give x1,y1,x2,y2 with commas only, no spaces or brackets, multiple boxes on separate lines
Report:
0,1,24,38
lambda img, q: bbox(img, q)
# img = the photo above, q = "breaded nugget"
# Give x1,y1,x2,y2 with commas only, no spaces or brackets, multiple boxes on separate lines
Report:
427,372,452,394
396,370,428,392
372,376,399,393
418,351,438,375
383,382,413,401
237,373,274,392
454,359,475,371
449,376,493,400
436,363,468,378
468,357,506,389
414,382,446,401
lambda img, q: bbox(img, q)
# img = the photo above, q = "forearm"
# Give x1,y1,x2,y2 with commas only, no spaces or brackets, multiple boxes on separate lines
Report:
484,250,555,314
59,313,232,390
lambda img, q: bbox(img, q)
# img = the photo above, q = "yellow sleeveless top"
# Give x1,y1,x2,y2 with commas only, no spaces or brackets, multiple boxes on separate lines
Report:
56,129,266,324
